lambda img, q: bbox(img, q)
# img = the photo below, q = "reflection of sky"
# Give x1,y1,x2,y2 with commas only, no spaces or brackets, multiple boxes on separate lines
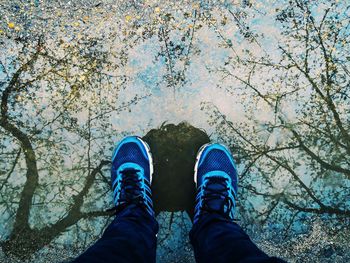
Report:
0,1,349,261
112,15,250,137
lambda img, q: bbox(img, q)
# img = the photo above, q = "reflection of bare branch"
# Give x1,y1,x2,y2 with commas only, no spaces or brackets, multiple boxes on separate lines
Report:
283,211,300,239
226,61,350,175
206,4,350,231
202,12,240,60
261,199,280,225
208,104,349,218
0,42,42,235
283,199,350,216
2,160,112,258
0,39,118,258
0,59,9,78
48,160,111,231
291,129,350,177
279,46,350,150
298,118,348,150
0,148,21,192
228,9,262,49
181,10,197,77
160,27,176,94
90,94,150,122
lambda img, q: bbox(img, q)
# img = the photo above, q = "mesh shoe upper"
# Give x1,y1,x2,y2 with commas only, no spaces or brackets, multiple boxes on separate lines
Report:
111,136,154,216
194,143,238,224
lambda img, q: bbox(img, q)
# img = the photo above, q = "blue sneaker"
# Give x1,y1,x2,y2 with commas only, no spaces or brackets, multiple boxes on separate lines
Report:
111,136,154,216
193,143,238,224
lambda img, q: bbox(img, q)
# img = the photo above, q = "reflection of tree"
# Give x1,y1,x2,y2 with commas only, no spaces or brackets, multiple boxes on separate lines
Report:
157,9,201,95
203,1,350,231
0,4,228,259
0,36,139,258
156,211,194,263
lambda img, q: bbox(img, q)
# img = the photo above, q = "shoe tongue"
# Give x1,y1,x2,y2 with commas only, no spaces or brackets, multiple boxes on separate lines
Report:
120,169,142,199
121,168,139,175
204,178,229,213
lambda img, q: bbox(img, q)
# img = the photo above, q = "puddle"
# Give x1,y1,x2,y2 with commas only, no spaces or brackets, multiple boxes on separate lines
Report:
1,1,349,262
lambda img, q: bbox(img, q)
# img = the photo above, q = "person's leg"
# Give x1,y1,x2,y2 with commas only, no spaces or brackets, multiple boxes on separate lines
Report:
190,214,283,263
73,204,158,263
190,143,286,263
73,136,158,263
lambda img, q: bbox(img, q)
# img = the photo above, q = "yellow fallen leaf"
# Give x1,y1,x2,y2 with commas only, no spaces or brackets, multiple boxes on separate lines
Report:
192,3,200,9
8,22,15,29
155,7,161,13
72,22,80,27
0,29,4,34
62,42,71,48
125,15,132,22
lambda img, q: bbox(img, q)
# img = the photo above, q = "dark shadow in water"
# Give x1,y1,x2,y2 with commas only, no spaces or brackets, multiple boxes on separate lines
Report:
143,122,210,220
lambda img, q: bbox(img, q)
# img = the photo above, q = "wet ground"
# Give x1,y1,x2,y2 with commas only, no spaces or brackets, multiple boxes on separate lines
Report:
1,0,349,262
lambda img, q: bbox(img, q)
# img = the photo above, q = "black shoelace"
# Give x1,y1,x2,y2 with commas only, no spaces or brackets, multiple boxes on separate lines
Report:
106,168,153,215
117,168,145,205
199,177,235,219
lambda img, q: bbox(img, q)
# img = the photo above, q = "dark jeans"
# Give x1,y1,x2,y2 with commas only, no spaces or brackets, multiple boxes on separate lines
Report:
73,205,285,263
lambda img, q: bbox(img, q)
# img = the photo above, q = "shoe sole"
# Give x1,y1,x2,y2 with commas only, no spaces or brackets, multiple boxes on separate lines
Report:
136,136,154,183
194,143,211,186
